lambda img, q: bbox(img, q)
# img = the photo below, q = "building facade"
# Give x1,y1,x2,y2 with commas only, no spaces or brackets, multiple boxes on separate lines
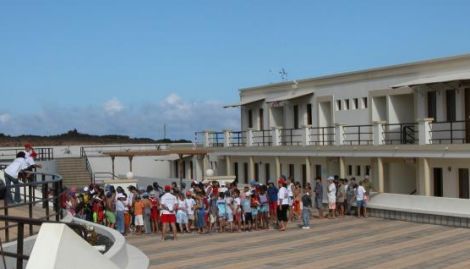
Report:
189,54,470,199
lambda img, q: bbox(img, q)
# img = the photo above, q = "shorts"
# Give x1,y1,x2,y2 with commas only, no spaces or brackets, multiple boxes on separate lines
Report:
210,214,217,224
105,211,116,224
188,214,195,221
176,211,188,224
277,204,289,222
161,214,176,224
315,198,323,209
251,208,258,217
328,201,336,210
226,209,233,222
356,200,365,208
135,215,144,226
259,203,269,213
269,201,277,214
244,212,253,223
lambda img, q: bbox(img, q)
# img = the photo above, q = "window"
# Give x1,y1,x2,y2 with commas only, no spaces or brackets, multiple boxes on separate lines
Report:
356,165,361,176
353,98,359,110
234,162,239,183
446,89,456,122
362,97,368,109
315,165,322,178
345,99,350,110
307,104,313,125
336,100,342,111
248,109,253,128
459,168,469,199
243,162,249,184
427,91,437,121
259,108,264,130
348,165,353,176
365,165,371,176
254,163,259,182
433,168,443,197
293,105,299,129
265,163,270,183
289,164,295,178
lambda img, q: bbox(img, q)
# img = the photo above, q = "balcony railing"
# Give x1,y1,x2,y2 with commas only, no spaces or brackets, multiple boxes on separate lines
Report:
0,147,54,162
194,119,470,148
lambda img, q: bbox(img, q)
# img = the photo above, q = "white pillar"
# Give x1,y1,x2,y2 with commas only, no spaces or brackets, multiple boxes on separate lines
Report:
373,121,385,145
225,156,232,176
418,118,433,145
272,127,281,146
335,124,344,145
249,156,255,180
275,157,281,179
339,157,345,178
305,157,311,186
302,126,311,146
418,158,431,196
223,129,232,147
246,129,254,147
377,157,384,193
203,131,211,147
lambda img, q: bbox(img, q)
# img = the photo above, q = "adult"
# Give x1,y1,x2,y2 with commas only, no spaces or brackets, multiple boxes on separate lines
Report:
314,177,324,219
346,178,356,215
327,177,337,219
277,178,289,231
4,152,28,204
160,185,178,240
267,182,278,224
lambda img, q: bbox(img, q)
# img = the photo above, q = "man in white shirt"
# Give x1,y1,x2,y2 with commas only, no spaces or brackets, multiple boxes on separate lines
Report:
356,181,367,218
327,177,337,219
160,185,178,240
4,152,28,204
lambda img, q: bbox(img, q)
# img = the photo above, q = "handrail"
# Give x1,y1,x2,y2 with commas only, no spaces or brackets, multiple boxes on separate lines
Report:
0,147,54,161
80,147,95,185
430,120,469,144
0,171,65,268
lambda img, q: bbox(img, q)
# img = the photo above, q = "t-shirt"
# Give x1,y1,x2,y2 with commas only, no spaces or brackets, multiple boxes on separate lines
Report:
277,187,289,205
134,200,144,216
160,193,177,215
234,197,241,211
356,186,366,201
327,183,337,202
177,199,187,212
242,198,251,213
185,198,196,215
5,157,28,178
287,183,294,197
267,186,278,202
116,200,125,211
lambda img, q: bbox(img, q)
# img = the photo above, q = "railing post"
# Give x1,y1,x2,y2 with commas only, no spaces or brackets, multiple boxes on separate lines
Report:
272,127,281,146
373,121,385,145
246,129,254,147
335,124,344,145
418,118,433,145
17,223,24,269
203,131,211,147
302,126,311,146
223,129,232,147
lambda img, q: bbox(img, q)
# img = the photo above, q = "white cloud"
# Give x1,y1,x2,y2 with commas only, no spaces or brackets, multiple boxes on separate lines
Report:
103,97,124,115
0,94,240,140
0,113,11,124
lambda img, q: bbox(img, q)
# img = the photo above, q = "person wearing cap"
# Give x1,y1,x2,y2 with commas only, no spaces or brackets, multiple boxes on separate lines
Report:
160,185,178,240
277,178,289,231
4,152,28,204
327,177,337,219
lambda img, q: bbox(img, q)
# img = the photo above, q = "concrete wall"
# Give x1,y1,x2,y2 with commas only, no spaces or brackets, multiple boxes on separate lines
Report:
384,160,417,194
429,159,470,198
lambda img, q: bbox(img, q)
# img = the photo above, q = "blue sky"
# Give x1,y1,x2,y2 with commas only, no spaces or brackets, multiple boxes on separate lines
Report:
1,0,470,139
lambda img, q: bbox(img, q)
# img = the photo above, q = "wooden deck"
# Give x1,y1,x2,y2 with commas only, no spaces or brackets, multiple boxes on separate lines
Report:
127,217,470,269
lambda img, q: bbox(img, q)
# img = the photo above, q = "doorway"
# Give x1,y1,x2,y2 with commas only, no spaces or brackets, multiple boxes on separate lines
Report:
459,168,469,199
433,168,443,197
465,88,470,143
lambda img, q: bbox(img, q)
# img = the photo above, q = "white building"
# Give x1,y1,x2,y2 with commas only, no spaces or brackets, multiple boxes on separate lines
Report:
190,54,470,199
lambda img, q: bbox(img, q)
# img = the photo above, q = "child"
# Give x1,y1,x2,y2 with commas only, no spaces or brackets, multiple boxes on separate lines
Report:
185,192,196,231
301,189,313,229
258,185,269,229
233,189,242,232
115,193,126,235
242,192,252,231
195,194,206,234
149,193,160,233
250,192,260,231
225,191,234,232
133,195,145,235
216,192,227,232
176,193,190,233
209,193,218,232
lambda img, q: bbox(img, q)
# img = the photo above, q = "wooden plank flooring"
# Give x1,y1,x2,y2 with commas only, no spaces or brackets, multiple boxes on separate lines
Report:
126,217,470,269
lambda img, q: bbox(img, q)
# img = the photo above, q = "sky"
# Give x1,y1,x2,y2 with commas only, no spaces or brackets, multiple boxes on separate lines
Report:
1,0,470,139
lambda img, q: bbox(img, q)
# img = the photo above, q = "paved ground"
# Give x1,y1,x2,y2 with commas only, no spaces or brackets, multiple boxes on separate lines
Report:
126,217,470,269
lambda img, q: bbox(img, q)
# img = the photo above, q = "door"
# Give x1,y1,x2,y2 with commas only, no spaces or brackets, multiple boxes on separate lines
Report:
302,164,307,187
254,163,259,182
459,168,469,199
433,168,443,197
234,162,239,184
293,105,299,129
466,89,470,143
259,108,264,130
265,163,270,183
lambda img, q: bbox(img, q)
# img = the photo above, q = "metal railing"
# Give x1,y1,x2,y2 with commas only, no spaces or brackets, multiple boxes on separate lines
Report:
343,125,373,145
209,132,225,147
252,130,272,146
93,172,121,183
280,128,303,146
430,120,470,144
309,126,335,145
0,147,54,162
383,122,417,145
230,131,246,147
79,147,94,185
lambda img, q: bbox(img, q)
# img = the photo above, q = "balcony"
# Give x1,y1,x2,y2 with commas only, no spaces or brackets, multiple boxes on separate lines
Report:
195,119,470,148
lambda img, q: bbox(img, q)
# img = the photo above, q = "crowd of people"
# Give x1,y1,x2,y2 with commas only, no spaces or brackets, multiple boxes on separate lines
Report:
64,175,373,240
